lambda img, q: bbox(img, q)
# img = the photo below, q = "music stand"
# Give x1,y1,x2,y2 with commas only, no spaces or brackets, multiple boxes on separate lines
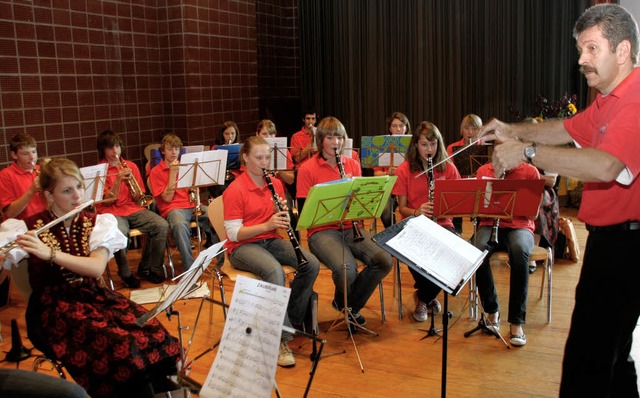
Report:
173,150,227,252
432,178,544,348
451,144,491,178
373,215,487,398
135,243,223,385
79,163,110,205
359,135,412,169
297,175,396,372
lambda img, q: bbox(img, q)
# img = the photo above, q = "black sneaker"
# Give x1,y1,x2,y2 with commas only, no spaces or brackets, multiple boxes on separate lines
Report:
350,312,367,326
137,268,150,278
144,272,165,284
121,275,141,289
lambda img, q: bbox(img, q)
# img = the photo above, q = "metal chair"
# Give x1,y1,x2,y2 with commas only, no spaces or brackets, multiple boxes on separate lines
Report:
489,245,553,323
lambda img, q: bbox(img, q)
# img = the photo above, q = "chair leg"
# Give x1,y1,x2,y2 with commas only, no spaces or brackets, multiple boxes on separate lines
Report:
164,242,176,279
378,282,386,323
395,258,403,320
33,355,66,379
104,263,115,291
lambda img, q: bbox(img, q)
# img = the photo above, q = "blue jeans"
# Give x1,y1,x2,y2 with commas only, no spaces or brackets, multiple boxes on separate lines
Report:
308,228,392,314
229,238,320,341
115,210,169,276
166,206,217,272
472,226,533,325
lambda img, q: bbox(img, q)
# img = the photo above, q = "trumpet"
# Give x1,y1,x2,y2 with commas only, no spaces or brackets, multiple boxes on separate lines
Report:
0,200,94,255
262,169,309,266
189,189,204,217
116,155,153,207
334,148,364,242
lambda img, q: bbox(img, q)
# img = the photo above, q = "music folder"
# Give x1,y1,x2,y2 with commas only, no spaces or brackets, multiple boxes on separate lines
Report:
373,216,487,296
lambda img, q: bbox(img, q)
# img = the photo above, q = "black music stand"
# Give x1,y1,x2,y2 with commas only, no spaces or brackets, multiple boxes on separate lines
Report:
373,215,486,398
432,178,544,348
451,144,491,178
297,175,396,372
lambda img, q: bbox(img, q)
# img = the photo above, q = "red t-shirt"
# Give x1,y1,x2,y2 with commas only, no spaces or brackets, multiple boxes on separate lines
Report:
297,155,362,236
290,128,315,168
0,162,47,220
222,171,285,255
476,163,540,232
95,159,147,217
149,161,193,218
564,67,640,226
392,160,461,228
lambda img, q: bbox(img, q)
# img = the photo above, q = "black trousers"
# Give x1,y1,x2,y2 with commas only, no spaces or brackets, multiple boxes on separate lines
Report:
560,228,640,397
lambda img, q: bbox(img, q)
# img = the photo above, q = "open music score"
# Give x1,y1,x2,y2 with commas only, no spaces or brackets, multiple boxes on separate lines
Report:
173,150,228,190
264,137,291,171
79,163,109,204
200,275,290,398
374,216,486,296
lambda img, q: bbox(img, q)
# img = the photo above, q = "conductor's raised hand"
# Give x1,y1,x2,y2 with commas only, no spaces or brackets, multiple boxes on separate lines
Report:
477,118,516,144
491,139,529,178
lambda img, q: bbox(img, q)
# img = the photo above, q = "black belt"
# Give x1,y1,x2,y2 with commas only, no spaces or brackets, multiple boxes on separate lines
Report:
586,221,640,232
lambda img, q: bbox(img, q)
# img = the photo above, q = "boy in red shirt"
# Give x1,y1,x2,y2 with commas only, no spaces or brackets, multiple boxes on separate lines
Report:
0,133,47,220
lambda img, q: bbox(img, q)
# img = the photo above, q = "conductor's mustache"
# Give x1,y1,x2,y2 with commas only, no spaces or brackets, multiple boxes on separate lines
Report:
580,66,597,75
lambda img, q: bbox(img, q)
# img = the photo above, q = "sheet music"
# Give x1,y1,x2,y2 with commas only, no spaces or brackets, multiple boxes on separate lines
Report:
265,137,288,170
386,216,484,290
135,241,225,325
378,151,406,167
200,275,291,398
79,163,108,203
177,150,228,189
184,145,207,153
343,138,354,158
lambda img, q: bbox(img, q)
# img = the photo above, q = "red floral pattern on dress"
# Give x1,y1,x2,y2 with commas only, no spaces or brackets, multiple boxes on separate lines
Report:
24,210,180,398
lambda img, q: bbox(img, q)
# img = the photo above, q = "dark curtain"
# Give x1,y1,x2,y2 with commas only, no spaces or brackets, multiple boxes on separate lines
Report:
299,0,591,147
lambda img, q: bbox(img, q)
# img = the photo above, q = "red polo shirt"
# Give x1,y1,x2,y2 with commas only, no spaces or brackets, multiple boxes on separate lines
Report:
0,162,47,220
149,161,192,218
564,67,640,226
223,171,285,255
95,159,147,217
392,160,461,228
297,154,362,236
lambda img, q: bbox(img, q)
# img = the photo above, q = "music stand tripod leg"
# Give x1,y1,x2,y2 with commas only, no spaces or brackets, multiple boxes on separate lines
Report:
326,225,378,373
463,307,510,349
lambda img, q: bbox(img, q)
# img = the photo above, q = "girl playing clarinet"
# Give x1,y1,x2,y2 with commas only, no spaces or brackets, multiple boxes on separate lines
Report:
393,121,462,322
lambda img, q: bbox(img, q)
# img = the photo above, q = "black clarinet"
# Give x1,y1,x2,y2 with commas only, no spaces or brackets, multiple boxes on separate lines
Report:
487,170,507,250
334,148,365,242
262,169,309,266
426,155,437,221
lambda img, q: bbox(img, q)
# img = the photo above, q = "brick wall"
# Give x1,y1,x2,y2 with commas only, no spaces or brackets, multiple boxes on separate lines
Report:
0,0,299,170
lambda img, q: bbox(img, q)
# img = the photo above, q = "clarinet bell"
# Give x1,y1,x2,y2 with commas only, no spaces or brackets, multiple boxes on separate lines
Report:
4,319,32,363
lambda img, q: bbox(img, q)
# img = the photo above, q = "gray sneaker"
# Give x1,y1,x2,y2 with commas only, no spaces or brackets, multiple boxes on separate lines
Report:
278,341,295,367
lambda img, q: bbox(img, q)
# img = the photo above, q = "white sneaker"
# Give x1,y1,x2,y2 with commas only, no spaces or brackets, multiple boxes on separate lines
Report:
278,341,295,367
413,291,429,322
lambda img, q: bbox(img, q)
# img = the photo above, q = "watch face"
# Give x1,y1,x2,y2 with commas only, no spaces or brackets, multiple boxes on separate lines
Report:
525,146,536,161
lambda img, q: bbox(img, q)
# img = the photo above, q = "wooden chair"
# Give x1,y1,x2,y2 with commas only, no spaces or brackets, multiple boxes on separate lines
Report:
489,245,553,323
207,196,296,319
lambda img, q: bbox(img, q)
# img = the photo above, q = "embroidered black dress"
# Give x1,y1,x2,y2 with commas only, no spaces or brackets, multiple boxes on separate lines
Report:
22,210,180,397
